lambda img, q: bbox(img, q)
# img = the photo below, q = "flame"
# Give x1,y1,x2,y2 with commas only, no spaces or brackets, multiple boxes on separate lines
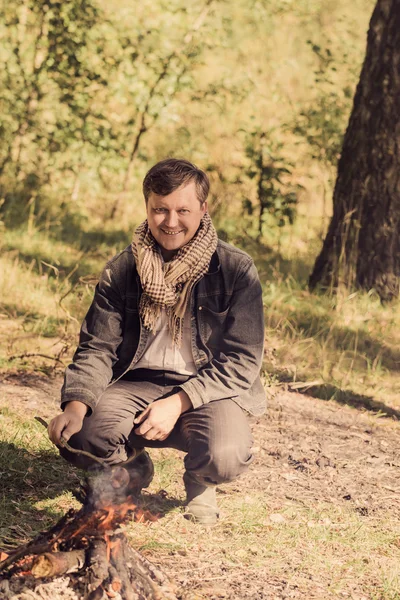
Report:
133,507,159,523
105,535,121,562
2,492,161,580
13,555,35,578
98,497,137,531
49,496,138,550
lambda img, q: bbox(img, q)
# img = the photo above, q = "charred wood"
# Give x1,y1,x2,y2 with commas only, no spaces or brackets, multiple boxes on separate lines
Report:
31,549,86,578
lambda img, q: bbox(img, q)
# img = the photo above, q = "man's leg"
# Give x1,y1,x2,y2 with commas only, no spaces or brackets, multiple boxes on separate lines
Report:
127,397,254,481
61,379,253,522
178,398,254,485
129,398,254,524
180,398,253,524
59,379,168,469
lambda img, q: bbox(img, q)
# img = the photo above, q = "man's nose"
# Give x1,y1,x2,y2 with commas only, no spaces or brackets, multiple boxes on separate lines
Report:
165,211,179,228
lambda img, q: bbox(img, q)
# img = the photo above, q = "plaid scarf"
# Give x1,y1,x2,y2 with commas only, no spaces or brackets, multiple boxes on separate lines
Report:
131,212,218,346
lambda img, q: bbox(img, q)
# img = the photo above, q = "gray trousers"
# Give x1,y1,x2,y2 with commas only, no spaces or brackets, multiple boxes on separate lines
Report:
61,372,254,486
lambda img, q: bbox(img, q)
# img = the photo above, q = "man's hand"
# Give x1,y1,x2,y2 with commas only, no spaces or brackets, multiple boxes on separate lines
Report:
48,401,88,446
134,391,192,441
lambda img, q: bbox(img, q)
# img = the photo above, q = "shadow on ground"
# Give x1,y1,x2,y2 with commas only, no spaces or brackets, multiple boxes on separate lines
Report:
0,442,79,549
305,384,400,419
265,366,400,420
140,492,183,517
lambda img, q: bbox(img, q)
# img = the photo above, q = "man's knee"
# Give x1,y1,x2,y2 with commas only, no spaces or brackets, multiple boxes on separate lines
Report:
208,439,253,483
187,437,253,485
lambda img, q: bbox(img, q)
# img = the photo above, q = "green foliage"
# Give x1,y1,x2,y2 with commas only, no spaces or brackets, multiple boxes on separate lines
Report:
243,129,302,235
0,0,373,236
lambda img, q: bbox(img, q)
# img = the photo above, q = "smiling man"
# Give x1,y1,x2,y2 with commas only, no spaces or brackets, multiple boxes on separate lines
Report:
48,158,266,525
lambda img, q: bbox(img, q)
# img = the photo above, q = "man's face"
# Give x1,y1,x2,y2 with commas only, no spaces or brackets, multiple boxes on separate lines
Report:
146,180,208,260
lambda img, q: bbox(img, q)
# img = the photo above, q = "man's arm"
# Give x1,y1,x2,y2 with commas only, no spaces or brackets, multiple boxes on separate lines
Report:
61,263,125,413
48,263,125,447
179,259,265,408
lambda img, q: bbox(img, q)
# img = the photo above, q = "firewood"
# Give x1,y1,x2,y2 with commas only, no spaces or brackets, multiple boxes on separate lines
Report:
86,539,109,599
0,509,77,573
128,547,175,590
108,565,122,593
31,550,86,578
108,536,137,600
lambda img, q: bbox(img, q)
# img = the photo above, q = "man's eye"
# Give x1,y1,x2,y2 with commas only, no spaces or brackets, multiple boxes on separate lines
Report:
154,208,166,213
179,210,189,214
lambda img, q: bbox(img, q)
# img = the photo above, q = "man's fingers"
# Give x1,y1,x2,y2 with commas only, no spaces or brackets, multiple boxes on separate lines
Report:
62,416,84,442
142,427,165,441
134,407,149,425
136,420,152,436
48,415,82,446
61,426,73,443
48,418,64,445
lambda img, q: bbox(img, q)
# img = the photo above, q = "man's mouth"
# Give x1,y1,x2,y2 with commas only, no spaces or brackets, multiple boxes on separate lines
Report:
160,229,184,236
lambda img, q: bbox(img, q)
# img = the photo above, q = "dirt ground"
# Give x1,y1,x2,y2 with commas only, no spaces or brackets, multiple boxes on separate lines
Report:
1,373,400,599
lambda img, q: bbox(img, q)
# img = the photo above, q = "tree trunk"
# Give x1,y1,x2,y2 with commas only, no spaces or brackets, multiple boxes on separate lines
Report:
309,0,400,301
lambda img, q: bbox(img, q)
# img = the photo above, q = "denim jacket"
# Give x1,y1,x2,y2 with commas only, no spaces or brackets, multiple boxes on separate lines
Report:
61,239,266,416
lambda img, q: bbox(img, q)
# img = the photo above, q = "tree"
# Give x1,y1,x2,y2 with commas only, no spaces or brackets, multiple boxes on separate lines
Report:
243,129,298,238
309,0,400,301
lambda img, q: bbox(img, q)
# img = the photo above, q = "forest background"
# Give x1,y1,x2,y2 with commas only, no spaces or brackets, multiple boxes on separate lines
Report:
2,0,399,412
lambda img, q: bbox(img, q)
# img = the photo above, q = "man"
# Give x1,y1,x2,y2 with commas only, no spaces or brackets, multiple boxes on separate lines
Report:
48,158,266,525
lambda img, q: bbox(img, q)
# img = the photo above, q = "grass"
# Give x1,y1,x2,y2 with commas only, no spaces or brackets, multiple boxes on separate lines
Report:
130,457,400,598
0,228,104,369
0,408,81,547
237,217,400,415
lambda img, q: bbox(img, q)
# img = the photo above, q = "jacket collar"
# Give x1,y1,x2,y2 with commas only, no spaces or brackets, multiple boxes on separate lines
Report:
206,251,220,275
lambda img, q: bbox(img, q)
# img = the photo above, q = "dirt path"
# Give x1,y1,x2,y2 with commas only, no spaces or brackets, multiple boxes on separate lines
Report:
1,373,400,599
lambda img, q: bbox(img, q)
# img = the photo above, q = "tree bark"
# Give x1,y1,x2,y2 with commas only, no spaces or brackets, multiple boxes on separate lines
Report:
309,0,400,301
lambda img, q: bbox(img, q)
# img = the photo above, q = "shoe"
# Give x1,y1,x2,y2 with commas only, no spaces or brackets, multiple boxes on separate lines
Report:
120,450,154,495
183,471,219,526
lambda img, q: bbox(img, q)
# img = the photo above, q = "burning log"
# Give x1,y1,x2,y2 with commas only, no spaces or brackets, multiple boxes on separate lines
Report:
31,550,86,578
0,465,179,600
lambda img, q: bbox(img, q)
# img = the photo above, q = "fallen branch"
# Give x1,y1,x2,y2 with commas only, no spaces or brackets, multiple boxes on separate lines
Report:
8,352,66,366
287,380,324,390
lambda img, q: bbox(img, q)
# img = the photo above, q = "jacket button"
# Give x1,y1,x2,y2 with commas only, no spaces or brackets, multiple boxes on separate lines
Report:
198,306,202,311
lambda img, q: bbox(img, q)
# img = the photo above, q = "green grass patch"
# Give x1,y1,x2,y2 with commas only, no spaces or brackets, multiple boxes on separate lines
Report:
0,408,82,548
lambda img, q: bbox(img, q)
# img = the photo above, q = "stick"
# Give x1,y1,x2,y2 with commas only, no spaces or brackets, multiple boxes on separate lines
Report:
87,539,109,599
0,543,52,573
8,353,66,366
0,509,78,573
34,416,106,466
108,565,122,594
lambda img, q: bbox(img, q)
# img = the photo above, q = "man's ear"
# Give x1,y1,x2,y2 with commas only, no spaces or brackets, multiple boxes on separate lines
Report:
201,201,208,214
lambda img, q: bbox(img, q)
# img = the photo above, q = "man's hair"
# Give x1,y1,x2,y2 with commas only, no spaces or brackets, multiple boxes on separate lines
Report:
142,158,209,205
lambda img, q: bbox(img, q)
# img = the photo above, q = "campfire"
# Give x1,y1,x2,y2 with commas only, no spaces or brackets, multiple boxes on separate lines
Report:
0,464,180,600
